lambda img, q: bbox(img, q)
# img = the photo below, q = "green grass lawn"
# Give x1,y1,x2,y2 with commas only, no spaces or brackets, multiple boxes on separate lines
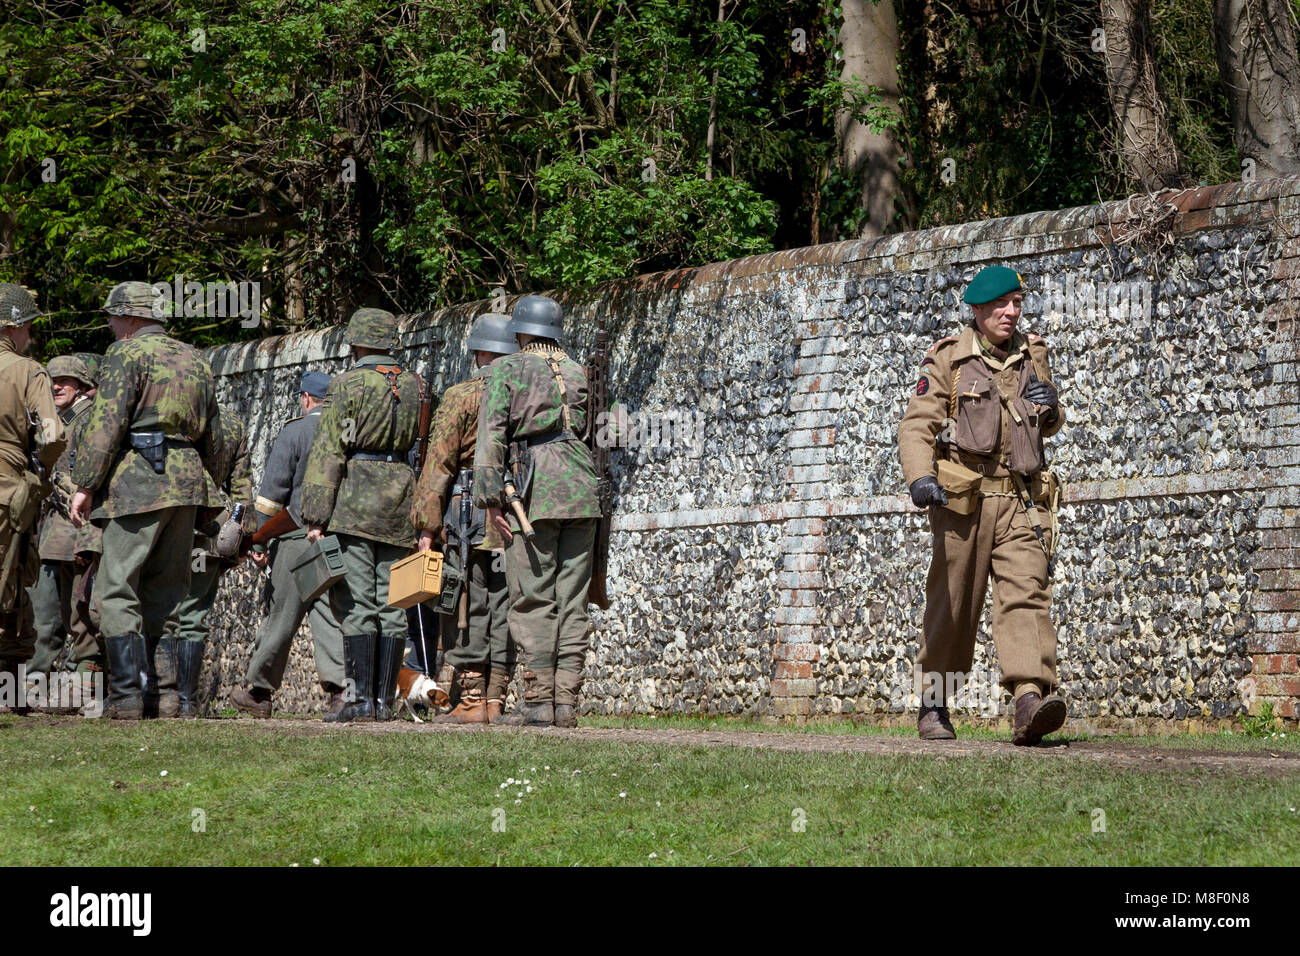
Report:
583,713,1300,751
3,715,1297,866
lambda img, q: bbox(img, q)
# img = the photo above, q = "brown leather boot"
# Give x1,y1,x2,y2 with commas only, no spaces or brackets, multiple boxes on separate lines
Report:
231,686,272,718
430,666,489,724
917,705,956,740
1013,692,1066,746
499,668,554,726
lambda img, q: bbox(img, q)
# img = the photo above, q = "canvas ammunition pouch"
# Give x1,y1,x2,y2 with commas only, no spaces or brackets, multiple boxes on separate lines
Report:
5,468,50,534
935,458,983,515
129,431,190,475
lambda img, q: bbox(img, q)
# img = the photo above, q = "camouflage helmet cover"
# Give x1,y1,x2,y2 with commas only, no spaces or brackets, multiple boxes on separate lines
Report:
347,307,397,350
0,283,41,328
104,280,169,322
47,354,96,389
72,352,101,384
466,313,517,356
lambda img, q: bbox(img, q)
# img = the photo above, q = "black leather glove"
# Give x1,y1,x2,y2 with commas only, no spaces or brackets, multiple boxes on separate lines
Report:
909,476,949,508
1026,380,1058,410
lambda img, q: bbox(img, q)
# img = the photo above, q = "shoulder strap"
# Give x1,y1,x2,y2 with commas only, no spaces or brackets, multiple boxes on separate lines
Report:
543,355,573,432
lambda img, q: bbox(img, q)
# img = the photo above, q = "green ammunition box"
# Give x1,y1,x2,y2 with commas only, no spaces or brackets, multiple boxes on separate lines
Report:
291,534,346,604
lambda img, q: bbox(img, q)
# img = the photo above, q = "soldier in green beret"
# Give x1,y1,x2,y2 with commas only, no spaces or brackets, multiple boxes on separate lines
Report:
898,265,1068,745
301,307,421,722
70,281,225,719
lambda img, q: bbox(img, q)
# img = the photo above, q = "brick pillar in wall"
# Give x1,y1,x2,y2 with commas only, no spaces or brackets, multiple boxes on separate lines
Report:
772,304,840,717
1252,197,1300,719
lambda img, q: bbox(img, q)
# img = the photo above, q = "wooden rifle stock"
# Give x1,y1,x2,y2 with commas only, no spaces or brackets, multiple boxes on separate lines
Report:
414,370,435,477
240,507,300,555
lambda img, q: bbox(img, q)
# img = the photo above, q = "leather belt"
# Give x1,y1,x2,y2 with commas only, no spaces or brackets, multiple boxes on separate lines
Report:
349,450,408,464
526,429,577,448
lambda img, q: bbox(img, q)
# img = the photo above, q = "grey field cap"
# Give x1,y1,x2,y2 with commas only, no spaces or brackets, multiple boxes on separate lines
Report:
104,280,169,321
508,294,564,343
466,313,518,355
0,283,41,328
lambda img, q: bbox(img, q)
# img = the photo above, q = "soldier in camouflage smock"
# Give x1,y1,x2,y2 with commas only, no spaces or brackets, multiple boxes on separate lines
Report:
301,308,421,722
474,295,600,728
413,313,516,723
159,402,254,716
27,355,101,686
70,281,224,719
0,284,66,701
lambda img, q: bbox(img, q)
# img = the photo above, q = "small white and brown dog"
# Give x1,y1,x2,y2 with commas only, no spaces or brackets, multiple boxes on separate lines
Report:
394,667,451,721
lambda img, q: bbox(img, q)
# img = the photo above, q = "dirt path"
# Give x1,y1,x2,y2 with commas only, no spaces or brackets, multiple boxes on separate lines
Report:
229,718,1300,778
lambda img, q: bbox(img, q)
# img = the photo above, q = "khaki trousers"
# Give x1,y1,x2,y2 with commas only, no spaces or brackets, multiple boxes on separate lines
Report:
919,493,1057,698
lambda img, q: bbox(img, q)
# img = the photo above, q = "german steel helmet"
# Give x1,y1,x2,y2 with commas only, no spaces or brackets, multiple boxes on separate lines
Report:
0,283,41,328
47,354,96,389
346,307,397,349
466,313,517,355
508,295,563,343
104,280,168,321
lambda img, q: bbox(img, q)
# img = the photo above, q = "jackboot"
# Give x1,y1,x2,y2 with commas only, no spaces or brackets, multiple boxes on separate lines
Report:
373,633,407,722
154,637,180,718
431,666,489,724
176,640,205,717
325,634,375,723
553,668,583,728
498,667,554,727
485,665,511,724
105,634,146,720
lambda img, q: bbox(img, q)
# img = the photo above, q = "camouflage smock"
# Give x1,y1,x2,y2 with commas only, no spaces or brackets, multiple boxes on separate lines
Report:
299,353,421,548
197,404,255,545
473,343,599,522
410,365,504,550
70,325,223,518
38,394,94,561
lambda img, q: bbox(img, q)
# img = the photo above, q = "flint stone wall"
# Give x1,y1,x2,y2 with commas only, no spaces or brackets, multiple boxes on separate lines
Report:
202,177,1300,728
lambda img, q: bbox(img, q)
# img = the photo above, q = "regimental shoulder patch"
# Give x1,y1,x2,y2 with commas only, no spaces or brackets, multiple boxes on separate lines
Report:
920,356,936,367
1028,333,1041,342
915,375,930,396
926,336,956,354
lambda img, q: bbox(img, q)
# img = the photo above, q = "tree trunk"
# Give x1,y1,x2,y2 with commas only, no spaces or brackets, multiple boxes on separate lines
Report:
1100,0,1193,191
1213,0,1300,180
837,0,907,238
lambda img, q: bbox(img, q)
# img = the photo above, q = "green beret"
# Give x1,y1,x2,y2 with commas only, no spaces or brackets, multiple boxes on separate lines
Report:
963,266,1023,305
